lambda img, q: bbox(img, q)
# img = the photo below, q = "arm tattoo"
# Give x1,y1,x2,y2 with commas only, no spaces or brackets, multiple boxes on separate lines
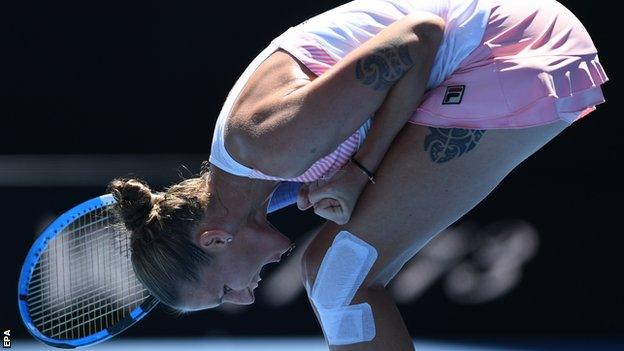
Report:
424,128,486,163
355,41,414,91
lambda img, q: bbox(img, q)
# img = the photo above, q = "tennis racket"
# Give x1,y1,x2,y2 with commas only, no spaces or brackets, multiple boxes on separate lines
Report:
17,194,158,348
17,182,302,348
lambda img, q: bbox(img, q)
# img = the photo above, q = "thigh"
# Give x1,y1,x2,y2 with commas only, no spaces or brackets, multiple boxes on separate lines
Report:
303,120,570,288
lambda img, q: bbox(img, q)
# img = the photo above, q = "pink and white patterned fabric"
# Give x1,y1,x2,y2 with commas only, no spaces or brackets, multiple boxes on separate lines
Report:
210,0,608,184
407,0,609,129
210,0,492,182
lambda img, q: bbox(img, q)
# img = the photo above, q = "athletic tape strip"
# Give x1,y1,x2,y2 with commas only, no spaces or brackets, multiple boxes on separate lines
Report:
309,230,378,345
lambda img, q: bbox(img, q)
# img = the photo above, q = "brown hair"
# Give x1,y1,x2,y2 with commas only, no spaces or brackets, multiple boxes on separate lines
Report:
107,164,213,309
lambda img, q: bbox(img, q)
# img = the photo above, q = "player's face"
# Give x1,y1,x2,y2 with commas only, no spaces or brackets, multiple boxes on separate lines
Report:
179,212,293,310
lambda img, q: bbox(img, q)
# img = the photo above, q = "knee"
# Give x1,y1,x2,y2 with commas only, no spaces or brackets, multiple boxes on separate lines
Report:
300,243,321,293
408,12,445,51
300,229,381,297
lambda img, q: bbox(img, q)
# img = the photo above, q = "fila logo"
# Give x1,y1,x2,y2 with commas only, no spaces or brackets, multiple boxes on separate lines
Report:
442,85,465,105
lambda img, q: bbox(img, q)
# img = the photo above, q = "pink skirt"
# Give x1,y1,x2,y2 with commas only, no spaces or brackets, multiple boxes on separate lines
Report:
278,0,609,129
409,0,609,129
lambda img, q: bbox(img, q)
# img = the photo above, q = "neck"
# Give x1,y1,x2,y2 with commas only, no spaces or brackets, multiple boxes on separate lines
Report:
208,165,279,215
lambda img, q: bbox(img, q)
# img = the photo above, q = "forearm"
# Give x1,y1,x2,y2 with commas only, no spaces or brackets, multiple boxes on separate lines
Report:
352,56,435,176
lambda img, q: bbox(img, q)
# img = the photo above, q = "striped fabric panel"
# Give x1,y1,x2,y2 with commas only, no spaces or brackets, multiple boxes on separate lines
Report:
280,32,337,75
249,132,362,182
249,32,363,182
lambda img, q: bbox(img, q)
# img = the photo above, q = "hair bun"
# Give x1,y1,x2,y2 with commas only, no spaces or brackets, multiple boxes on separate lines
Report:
108,178,154,232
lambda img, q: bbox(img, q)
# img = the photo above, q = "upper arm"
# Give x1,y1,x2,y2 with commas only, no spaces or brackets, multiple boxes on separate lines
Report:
244,12,445,178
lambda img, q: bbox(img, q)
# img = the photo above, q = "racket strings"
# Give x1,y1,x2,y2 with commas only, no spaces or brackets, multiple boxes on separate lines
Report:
26,205,150,340
30,281,147,322
27,230,134,307
48,293,148,339
26,215,116,281
28,218,128,307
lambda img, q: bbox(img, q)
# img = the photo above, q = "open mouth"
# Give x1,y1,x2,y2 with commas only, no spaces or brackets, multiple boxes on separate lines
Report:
256,243,297,285
259,260,280,280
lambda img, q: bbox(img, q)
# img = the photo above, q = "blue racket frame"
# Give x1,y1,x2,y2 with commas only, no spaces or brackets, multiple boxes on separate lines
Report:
18,181,301,348
17,194,159,349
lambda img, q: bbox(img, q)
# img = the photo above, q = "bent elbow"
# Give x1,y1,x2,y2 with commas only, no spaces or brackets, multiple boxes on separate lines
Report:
408,12,446,53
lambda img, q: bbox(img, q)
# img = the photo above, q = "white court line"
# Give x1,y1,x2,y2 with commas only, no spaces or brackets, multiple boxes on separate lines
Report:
10,338,534,351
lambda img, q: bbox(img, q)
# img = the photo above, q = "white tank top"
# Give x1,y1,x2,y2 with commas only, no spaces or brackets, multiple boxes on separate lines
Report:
210,0,491,182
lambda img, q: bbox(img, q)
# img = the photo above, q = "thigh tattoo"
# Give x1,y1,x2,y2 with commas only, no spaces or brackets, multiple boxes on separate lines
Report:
424,127,486,163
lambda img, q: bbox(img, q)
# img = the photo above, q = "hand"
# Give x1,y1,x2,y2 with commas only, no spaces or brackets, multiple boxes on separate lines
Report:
297,160,371,225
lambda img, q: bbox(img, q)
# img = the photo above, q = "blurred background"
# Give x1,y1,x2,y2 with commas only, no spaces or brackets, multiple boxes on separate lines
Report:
2,0,622,349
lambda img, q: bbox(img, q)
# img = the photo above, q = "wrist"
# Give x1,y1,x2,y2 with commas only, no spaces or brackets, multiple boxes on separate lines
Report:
349,155,376,184
345,162,371,190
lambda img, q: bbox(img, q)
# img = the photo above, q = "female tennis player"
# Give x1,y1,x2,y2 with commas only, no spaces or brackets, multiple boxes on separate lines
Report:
108,0,607,349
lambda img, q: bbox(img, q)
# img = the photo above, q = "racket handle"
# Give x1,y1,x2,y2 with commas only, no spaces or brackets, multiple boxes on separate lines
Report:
267,181,303,214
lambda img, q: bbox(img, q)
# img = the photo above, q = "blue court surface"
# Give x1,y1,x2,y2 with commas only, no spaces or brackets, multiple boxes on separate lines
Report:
10,338,624,351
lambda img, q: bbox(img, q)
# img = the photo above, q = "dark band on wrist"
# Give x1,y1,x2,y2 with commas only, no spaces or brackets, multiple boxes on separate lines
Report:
350,156,376,184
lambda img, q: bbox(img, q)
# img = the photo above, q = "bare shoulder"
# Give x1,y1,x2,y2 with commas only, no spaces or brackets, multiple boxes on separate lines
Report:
228,48,318,128
225,48,318,173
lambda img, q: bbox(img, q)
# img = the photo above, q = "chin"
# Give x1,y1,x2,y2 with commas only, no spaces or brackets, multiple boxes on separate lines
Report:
244,288,256,305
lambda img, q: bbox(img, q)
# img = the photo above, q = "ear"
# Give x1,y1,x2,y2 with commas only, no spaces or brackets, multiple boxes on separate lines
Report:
198,230,233,252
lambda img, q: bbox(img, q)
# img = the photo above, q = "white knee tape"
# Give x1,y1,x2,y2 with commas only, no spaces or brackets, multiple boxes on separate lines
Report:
309,230,378,345
316,303,376,345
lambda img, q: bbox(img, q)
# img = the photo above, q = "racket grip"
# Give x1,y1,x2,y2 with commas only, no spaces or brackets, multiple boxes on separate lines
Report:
267,181,303,214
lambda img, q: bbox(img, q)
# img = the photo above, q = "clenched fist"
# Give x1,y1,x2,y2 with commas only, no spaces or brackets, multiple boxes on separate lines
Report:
296,160,371,225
